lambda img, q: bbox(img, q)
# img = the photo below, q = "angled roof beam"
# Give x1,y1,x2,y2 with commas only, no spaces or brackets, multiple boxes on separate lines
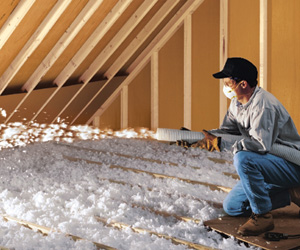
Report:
4,0,103,123
53,0,133,88
52,0,158,124
0,0,72,95
27,0,133,123
71,0,180,125
86,0,205,125
0,0,36,50
97,0,180,80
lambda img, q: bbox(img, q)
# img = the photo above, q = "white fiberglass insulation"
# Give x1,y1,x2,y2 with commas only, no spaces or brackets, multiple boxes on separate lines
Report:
0,122,255,250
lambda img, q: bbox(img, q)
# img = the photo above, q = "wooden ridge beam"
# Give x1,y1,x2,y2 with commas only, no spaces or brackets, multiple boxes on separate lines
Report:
5,0,104,124
63,155,232,193
1,214,116,250
95,216,216,250
53,0,157,124
0,0,72,95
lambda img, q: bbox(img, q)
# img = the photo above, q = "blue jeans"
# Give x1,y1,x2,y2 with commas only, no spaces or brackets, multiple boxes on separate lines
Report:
223,151,300,216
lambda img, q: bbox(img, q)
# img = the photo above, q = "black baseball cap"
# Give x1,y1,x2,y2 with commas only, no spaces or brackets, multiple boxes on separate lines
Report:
213,57,258,82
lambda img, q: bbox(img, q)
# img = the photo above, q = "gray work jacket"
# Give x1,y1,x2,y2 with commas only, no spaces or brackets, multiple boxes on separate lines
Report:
210,86,300,154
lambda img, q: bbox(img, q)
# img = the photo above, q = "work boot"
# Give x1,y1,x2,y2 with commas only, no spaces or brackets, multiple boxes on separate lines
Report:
289,186,300,207
237,212,274,236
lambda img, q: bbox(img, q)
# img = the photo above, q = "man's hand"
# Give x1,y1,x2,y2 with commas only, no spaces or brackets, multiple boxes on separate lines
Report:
176,140,191,149
191,130,221,152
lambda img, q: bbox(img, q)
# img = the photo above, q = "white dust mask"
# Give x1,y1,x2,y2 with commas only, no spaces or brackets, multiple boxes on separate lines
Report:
222,81,242,100
223,85,237,99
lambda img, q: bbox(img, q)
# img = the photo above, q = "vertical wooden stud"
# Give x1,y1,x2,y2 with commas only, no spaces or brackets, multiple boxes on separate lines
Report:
260,0,268,90
93,116,100,128
184,15,192,130
121,85,128,129
219,0,228,125
151,52,159,130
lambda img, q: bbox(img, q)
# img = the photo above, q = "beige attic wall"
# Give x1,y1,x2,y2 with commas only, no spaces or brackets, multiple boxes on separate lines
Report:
269,0,300,130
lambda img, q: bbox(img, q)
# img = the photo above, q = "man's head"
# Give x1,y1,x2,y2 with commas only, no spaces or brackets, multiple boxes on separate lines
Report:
213,57,258,87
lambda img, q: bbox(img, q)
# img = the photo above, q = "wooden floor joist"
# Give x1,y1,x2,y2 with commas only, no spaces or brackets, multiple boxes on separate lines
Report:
58,143,239,179
64,155,232,193
59,142,233,167
131,203,201,224
101,177,223,209
223,172,239,180
1,214,116,250
59,143,236,183
95,216,216,250
58,143,178,166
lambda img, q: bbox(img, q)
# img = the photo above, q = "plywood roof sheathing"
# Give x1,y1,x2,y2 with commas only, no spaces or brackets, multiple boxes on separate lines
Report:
55,0,159,124
27,0,132,123
5,0,103,124
87,0,205,125
53,0,133,88
104,0,181,80
0,0,72,95
0,0,36,50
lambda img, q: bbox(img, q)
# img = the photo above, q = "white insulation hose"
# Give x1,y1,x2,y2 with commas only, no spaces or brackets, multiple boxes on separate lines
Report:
156,128,300,166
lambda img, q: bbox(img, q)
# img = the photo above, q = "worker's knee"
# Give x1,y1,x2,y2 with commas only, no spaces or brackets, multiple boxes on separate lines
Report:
233,151,255,174
223,194,251,217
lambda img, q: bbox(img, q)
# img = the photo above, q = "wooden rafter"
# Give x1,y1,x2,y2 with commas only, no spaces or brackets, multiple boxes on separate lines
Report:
102,0,181,80
53,0,159,124
0,0,36,50
0,0,72,95
86,0,205,125
26,0,132,123
5,0,103,123
53,0,133,88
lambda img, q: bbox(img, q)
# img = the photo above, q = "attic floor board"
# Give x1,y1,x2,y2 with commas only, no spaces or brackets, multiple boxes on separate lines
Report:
204,203,300,250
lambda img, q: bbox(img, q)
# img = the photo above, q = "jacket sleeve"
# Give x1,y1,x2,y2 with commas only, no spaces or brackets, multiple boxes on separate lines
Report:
210,110,241,135
232,107,277,154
